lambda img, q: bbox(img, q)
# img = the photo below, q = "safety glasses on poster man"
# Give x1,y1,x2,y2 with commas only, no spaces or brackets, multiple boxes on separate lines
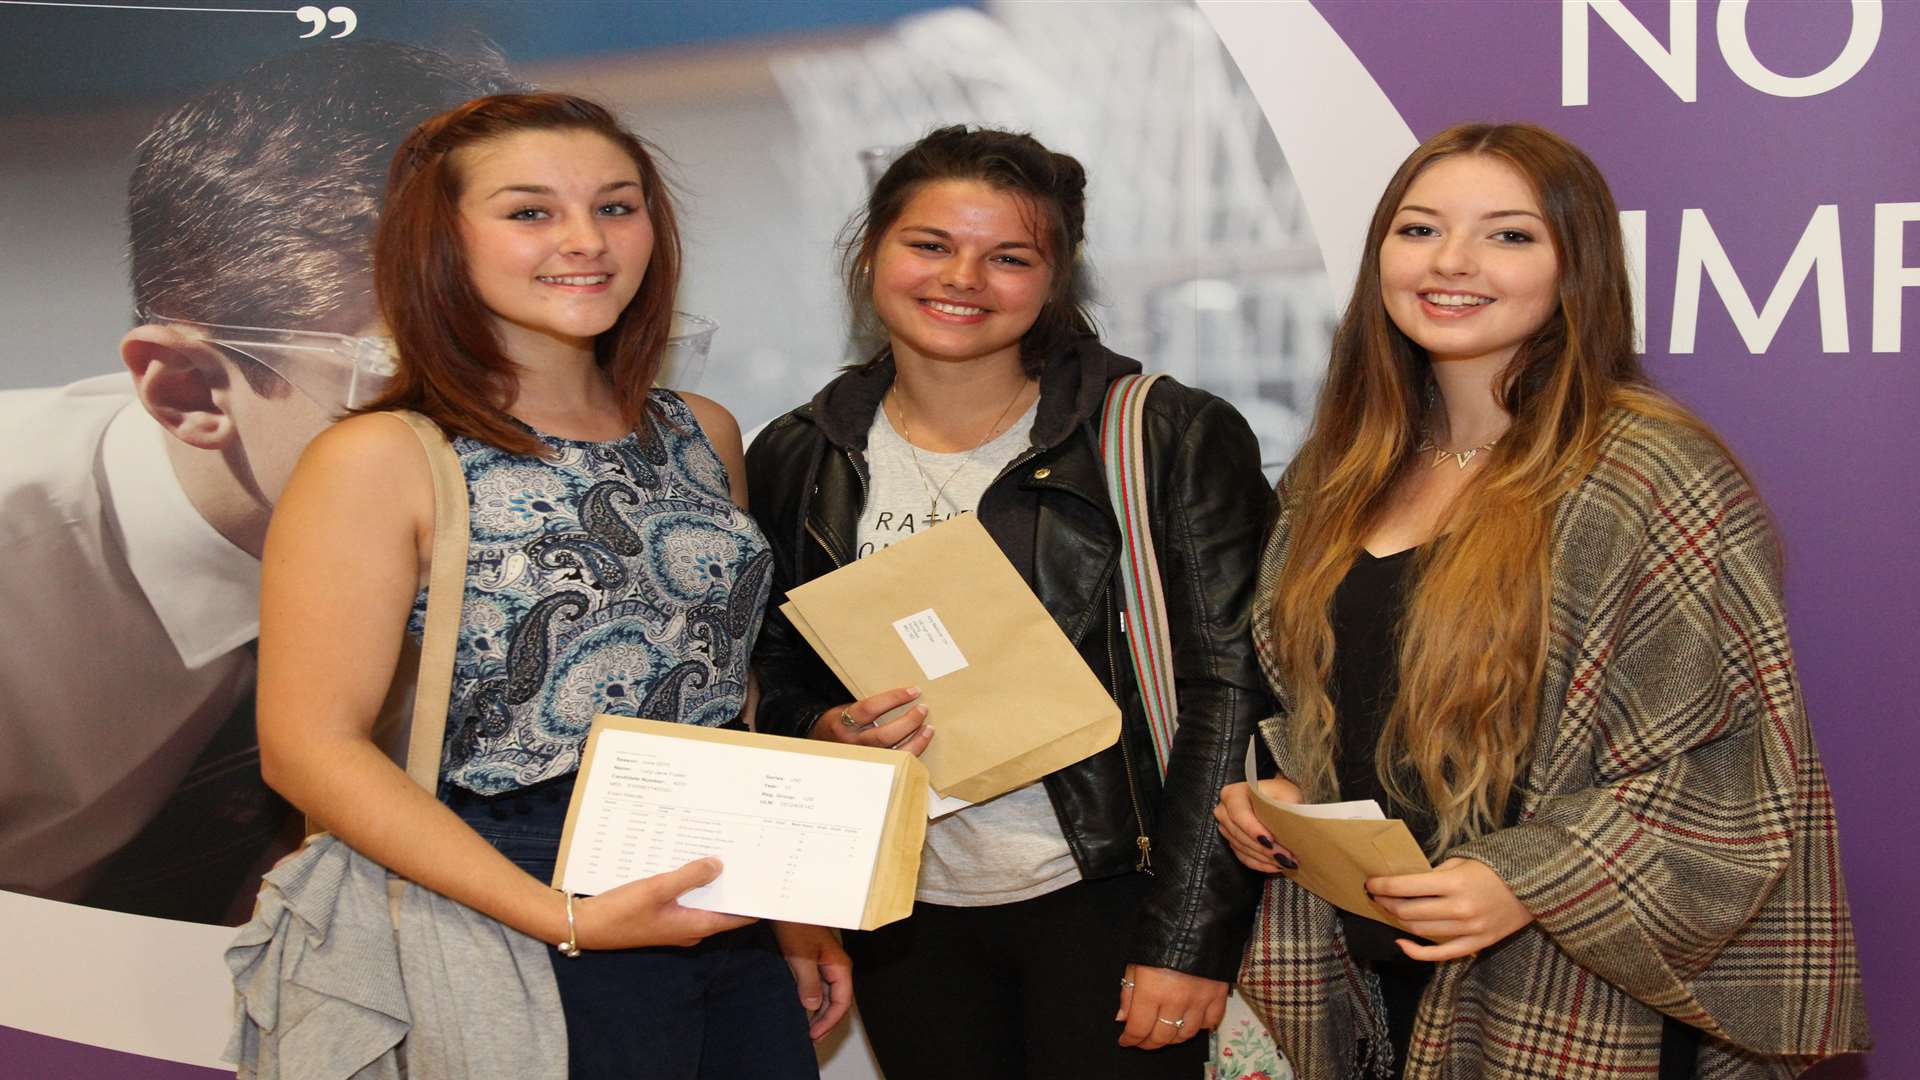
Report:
137,308,400,410
137,310,721,410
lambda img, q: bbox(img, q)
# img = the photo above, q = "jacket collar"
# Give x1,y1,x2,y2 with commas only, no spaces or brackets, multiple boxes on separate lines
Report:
805,336,1142,452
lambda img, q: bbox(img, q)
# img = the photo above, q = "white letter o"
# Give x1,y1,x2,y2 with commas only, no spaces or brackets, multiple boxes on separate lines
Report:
1717,0,1881,98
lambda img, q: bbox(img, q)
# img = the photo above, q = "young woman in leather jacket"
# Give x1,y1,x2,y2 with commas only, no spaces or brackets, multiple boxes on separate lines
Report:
746,125,1272,1079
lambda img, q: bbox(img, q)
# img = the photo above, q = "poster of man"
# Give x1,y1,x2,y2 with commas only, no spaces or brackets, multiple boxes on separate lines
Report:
0,0,1323,928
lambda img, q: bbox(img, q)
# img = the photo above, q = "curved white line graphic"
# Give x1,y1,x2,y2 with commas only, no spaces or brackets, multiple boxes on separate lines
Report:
0,890,234,1067
1196,0,1416,311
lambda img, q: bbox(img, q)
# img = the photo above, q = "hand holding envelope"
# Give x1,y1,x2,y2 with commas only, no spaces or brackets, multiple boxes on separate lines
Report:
1237,740,1437,936
780,515,1120,805
811,685,935,754
552,717,929,930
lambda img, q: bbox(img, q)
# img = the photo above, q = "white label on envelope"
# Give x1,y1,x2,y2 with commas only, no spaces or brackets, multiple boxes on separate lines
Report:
892,608,968,680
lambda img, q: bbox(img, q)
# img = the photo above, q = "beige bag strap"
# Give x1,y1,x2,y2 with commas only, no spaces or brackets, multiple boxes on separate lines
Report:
297,411,467,845
383,409,470,794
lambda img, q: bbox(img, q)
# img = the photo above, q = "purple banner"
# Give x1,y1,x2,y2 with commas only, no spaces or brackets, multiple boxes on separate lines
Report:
0,1027,221,1080
1315,1,1916,1074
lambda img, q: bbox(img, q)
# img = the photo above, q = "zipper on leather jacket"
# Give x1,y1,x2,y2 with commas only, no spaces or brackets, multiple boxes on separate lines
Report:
804,521,845,569
992,445,1046,488
802,447,868,570
847,446,870,504
1106,585,1152,872
1012,446,1153,872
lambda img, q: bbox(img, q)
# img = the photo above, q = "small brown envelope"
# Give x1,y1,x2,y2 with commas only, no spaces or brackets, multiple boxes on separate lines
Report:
1243,740,1437,935
552,716,928,930
780,514,1120,804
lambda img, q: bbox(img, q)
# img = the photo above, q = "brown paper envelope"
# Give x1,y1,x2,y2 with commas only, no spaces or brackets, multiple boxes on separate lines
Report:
785,596,1115,801
551,716,928,930
782,599,945,748
942,710,1119,804
782,515,1119,801
779,601,855,693
1244,744,1435,935
860,742,932,929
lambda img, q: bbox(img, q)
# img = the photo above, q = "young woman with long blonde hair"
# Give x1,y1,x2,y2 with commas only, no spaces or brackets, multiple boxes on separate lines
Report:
1214,123,1869,1078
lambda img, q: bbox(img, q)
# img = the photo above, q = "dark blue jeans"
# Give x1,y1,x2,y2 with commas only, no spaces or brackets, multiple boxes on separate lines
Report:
447,774,818,1080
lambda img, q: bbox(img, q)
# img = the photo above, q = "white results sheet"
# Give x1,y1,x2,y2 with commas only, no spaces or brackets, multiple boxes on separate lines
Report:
558,727,898,928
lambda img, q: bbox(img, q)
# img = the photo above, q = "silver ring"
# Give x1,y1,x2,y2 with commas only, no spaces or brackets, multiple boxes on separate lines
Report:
1118,977,1135,989
1156,1017,1186,1029
838,708,859,729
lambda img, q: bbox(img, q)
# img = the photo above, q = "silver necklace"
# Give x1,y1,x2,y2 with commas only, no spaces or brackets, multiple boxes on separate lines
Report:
1414,432,1501,470
890,379,1032,521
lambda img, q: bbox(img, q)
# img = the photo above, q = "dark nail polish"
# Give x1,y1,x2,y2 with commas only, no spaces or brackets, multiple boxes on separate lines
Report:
1276,853,1298,871
1255,834,1275,850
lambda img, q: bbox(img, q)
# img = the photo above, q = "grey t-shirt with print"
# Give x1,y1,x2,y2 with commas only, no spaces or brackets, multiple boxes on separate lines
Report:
856,399,1083,906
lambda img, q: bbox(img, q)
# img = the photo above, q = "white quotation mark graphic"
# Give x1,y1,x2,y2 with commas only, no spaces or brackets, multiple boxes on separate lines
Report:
296,4,355,38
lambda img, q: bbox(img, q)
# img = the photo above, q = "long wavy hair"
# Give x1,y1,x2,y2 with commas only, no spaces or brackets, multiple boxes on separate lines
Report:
1271,122,1725,851
361,92,682,455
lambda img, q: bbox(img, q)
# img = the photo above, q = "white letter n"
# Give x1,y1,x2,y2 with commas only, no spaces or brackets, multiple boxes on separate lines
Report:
1563,0,1698,107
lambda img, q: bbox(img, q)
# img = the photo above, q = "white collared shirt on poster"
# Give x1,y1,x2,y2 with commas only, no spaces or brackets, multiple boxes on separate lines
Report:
0,375,258,899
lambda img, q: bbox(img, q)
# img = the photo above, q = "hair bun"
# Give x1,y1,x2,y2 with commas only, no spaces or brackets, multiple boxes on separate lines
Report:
1050,152,1087,198
1047,151,1088,248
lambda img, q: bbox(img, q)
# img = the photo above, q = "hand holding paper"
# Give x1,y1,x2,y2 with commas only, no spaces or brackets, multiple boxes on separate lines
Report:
553,717,929,931
1229,740,1435,935
780,515,1119,805
808,685,934,756
575,856,756,950
1364,857,1533,960
1213,776,1301,874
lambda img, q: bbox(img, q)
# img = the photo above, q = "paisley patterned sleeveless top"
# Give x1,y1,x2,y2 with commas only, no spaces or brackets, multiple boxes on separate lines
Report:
410,390,773,795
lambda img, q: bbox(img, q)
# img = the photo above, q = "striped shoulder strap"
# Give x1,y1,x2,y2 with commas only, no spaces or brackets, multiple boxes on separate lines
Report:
1098,373,1177,780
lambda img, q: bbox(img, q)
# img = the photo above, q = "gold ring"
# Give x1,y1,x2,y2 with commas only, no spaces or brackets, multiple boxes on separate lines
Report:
838,708,859,729
1156,1017,1185,1028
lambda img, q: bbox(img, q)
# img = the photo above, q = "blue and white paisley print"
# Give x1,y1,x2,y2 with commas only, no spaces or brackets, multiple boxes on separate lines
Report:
409,391,773,795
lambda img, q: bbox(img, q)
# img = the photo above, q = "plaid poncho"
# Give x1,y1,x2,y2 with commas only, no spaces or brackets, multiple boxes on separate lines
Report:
1240,410,1870,1078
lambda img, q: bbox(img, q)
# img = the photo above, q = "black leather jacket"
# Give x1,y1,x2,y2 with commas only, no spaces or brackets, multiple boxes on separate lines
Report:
745,338,1272,978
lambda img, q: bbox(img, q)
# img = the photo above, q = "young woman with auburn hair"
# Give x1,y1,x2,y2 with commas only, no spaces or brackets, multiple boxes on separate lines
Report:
366,93,681,455
255,93,842,1078
1214,123,1869,1078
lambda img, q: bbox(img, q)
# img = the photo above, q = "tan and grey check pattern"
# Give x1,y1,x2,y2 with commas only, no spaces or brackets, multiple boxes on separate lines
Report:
1240,411,1870,1078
